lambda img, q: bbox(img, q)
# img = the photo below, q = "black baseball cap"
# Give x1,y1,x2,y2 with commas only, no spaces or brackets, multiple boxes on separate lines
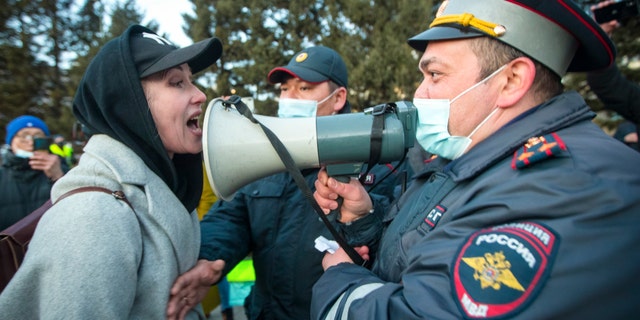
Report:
267,46,348,88
130,25,223,78
408,0,615,77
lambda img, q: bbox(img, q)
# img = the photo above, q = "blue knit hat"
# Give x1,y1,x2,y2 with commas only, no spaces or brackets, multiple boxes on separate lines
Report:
5,115,50,145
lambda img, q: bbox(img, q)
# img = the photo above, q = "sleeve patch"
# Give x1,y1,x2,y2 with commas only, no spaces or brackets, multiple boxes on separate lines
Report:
452,222,559,318
511,133,567,170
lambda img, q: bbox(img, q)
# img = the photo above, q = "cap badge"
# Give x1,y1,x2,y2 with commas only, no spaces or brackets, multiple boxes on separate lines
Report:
435,0,448,18
430,12,506,37
295,52,308,63
141,32,173,46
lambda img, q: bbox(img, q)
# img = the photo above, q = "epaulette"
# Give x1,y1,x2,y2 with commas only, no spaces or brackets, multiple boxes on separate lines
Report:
511,133,567,169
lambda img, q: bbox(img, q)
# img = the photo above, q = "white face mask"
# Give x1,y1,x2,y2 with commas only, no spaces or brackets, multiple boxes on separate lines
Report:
13,148,34,159
415,65,506,160
277,89,338,118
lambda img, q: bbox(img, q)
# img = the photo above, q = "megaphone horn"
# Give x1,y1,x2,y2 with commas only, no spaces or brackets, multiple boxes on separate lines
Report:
203,98,416,200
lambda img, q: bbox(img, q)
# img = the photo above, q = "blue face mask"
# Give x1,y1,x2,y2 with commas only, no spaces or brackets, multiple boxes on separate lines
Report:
277,99,318,118
414,65,506,160
277,89,338,118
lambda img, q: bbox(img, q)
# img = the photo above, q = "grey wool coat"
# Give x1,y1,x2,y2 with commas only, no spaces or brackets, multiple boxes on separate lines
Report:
0,134,205,319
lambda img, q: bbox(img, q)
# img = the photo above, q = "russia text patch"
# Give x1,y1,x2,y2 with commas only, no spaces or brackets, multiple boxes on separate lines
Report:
452,222,559,318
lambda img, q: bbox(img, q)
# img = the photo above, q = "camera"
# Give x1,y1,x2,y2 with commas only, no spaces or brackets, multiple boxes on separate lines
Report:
593,0,639,23
33,137,52,151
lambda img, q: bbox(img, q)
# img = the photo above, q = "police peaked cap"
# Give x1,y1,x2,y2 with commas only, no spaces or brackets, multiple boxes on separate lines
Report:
408,0,616,77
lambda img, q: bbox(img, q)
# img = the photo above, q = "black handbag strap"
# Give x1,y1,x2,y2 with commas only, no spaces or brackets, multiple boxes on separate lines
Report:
223,96,368,267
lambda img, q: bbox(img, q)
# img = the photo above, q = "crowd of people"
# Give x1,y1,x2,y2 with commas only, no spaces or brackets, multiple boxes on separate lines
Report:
1,0,639,319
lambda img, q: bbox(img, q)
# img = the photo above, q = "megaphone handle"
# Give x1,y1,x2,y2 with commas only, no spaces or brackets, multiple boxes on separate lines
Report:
333,175,351,184
328,176,348,220
328,195,344,218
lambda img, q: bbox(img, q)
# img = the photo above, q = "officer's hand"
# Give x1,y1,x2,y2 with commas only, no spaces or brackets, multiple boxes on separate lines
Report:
167,259,225,320
322,246,370,271
314,167,373,223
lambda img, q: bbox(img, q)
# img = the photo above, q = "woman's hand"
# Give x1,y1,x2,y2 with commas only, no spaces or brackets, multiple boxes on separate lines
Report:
167,259,225,320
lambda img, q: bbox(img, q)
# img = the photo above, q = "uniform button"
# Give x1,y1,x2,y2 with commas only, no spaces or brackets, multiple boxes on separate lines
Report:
429,175,437,182
252,190,260,195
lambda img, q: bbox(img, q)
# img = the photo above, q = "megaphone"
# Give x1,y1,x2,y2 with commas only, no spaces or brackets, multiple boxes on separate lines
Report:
202,97,417,201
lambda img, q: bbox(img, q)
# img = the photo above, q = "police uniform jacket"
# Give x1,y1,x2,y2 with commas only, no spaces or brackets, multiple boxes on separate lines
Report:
199,162,410,320
311,91,640,320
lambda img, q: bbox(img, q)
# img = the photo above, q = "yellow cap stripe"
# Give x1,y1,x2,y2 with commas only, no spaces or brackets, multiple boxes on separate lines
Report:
429,13,502,37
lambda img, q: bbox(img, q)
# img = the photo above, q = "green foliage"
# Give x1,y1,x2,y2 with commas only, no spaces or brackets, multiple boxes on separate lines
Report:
1,0,638,141
186,0,434,115
0,0,144,140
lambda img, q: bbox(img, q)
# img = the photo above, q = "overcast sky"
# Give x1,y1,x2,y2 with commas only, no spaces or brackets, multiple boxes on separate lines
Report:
134,0,194,47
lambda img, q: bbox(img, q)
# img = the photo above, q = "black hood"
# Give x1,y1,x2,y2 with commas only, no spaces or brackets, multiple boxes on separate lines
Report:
72,25,202,212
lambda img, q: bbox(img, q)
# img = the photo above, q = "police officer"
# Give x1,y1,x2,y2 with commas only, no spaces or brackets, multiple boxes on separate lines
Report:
312,0,640,319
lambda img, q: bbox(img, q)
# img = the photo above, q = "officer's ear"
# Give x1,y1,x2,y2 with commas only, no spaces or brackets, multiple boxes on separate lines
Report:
496,57,536,108
332,87,348,114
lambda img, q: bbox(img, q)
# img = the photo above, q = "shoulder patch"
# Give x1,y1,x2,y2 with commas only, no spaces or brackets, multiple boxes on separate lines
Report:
452,222,559,319
360,173,376,185
418,204,447,233
511,133,566,170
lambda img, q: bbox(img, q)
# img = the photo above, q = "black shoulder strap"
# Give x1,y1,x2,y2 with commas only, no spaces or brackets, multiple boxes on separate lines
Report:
358,103,388,185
